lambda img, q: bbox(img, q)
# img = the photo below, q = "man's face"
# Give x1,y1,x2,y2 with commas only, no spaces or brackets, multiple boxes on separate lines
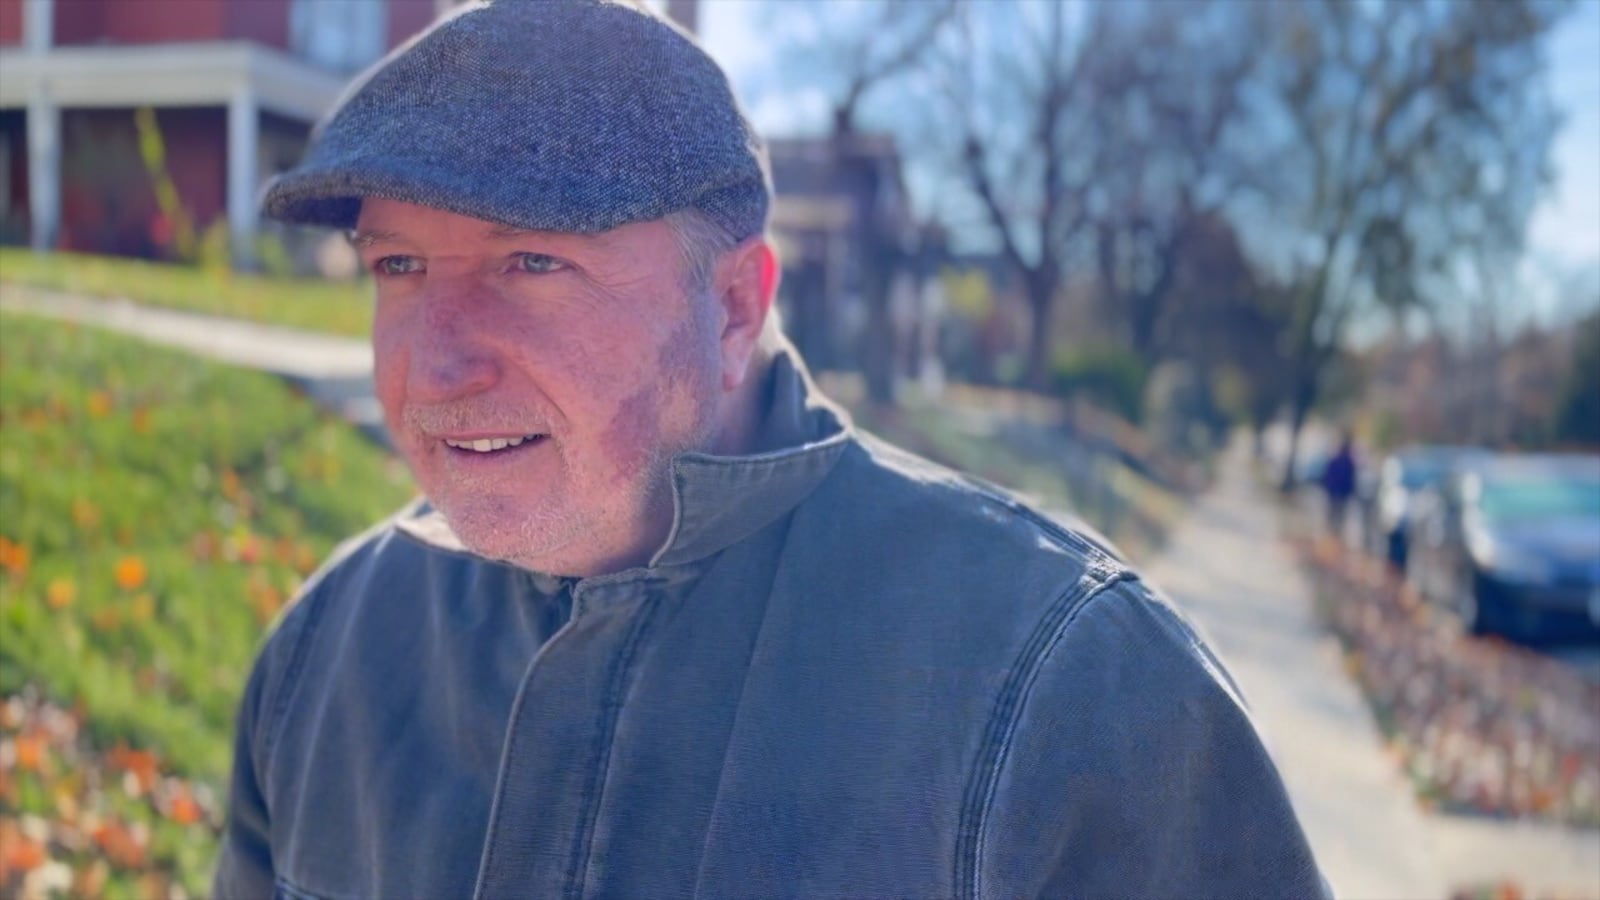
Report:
355,198,726,576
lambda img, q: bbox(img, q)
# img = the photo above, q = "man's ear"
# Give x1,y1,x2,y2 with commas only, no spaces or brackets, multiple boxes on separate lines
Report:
713,237,780,391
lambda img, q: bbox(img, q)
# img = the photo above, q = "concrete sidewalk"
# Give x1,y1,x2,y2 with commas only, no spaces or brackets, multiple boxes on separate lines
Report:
0,286,388,443
1146,441,1600,899
1146,441,1448,898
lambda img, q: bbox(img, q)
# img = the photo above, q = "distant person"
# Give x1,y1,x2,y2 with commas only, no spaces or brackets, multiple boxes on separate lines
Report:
1322,432,1359,538
213,1,1328,897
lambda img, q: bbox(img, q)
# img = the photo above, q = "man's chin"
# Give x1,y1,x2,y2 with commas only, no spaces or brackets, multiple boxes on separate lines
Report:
431,501,577,571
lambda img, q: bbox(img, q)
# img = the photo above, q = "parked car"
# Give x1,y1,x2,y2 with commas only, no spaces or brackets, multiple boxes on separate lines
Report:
1408,454,1600,641
1370,445,1491,571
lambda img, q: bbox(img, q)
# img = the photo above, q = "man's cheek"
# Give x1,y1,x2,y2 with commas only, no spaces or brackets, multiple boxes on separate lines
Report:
370,332,407,410
599,383,665,484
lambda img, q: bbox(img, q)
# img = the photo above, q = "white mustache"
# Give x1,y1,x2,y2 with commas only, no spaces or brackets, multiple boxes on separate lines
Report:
402,401,551,436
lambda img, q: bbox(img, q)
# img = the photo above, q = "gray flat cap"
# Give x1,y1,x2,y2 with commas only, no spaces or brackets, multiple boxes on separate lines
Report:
262,0,770,239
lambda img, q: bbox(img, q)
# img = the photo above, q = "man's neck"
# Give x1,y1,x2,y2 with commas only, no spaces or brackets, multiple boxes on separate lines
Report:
708,349,776,457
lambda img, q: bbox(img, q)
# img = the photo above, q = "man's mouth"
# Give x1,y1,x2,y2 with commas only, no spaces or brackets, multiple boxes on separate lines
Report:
442,434,548,454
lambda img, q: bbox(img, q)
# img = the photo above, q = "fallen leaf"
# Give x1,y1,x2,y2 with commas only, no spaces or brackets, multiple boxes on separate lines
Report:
14,734,46,772
74,859,110,899
91,820,146,870
1,836,46,874
167,785,203,826
107,746,160,797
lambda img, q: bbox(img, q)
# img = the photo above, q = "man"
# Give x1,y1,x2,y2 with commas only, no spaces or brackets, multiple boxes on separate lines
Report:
216,1,1328,897
1321,431,1359,541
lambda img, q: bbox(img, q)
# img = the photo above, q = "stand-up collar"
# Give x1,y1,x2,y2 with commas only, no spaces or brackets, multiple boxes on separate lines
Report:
396,341,852,576
648,345,850,567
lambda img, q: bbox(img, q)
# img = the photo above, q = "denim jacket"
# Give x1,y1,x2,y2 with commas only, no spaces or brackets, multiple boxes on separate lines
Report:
214,349,1326,899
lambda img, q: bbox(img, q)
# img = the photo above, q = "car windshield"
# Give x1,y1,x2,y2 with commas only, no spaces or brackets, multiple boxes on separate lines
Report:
1400,458,1451,490
1478,470,1600,522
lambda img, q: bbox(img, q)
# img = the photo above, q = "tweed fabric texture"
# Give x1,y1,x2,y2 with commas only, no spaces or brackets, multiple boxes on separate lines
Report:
261,0,771,239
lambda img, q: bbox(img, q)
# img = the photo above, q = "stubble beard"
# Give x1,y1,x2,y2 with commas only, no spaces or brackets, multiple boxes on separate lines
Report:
401,398,590,568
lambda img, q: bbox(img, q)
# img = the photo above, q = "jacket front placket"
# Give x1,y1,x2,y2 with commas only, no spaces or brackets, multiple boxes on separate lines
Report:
471,573,665,900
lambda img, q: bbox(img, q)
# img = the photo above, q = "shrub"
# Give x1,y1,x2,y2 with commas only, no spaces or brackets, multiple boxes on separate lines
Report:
1050,345,1150,424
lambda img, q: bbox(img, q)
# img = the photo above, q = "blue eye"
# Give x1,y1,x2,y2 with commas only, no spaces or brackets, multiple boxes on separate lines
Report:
514,253,567,274
376,255,425,276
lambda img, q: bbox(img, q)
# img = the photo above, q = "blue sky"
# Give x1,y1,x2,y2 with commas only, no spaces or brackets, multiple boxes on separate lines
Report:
689,0,1600,323
1523,0,1600,319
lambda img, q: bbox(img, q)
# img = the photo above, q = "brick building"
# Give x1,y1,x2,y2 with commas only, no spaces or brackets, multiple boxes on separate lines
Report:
0,0,446,264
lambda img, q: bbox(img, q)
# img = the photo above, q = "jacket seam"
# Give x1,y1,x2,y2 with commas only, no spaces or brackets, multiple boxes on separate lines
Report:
954,567,1137,900
564,590,664,898
689,511,804,896
470,592,581,900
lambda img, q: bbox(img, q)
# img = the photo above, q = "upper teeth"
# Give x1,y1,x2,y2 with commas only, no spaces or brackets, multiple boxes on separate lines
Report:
445,435,537,452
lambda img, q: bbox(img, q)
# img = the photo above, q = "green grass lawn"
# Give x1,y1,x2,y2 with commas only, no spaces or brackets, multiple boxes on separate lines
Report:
0,311,414,896
0,248,372,338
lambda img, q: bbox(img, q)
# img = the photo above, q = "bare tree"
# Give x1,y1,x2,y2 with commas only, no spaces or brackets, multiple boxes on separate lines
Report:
1161,212,1297,449
1080,1,1259,361
937,0,1110,389
1248,0,1564,488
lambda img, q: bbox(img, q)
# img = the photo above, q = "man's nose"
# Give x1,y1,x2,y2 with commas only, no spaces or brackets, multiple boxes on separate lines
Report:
405,289,502,404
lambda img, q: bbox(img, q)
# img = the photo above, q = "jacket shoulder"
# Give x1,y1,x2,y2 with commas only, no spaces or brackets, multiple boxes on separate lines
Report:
824,430,1126,578
774,431,1137,675
244,502,441,753
972,576,1326,897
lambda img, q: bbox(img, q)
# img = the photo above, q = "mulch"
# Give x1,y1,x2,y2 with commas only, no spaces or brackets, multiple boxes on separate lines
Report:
1294,536,1600,829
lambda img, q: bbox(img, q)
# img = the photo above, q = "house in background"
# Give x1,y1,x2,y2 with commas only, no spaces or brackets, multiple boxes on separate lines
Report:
0,0,448,265
767,131,947,394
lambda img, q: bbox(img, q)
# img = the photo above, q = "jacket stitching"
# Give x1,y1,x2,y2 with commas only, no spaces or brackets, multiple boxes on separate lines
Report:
471,589,581,900
954,566,1136,900
563,590,663,898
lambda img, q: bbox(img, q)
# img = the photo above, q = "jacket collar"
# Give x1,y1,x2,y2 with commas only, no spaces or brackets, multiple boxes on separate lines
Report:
395,340,851,576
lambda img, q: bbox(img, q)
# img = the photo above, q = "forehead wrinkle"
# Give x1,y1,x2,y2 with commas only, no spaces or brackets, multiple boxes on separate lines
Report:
483,223,617,251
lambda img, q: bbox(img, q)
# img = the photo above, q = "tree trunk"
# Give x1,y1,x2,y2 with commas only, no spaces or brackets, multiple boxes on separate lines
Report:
1279,363,1320,493
862,246,898,407
1023,278,1056,390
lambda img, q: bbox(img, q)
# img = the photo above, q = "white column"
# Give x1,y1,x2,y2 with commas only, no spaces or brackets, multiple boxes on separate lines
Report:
23,0,52,51
26,85,59,253
24,0,57,251
227,86,260,269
